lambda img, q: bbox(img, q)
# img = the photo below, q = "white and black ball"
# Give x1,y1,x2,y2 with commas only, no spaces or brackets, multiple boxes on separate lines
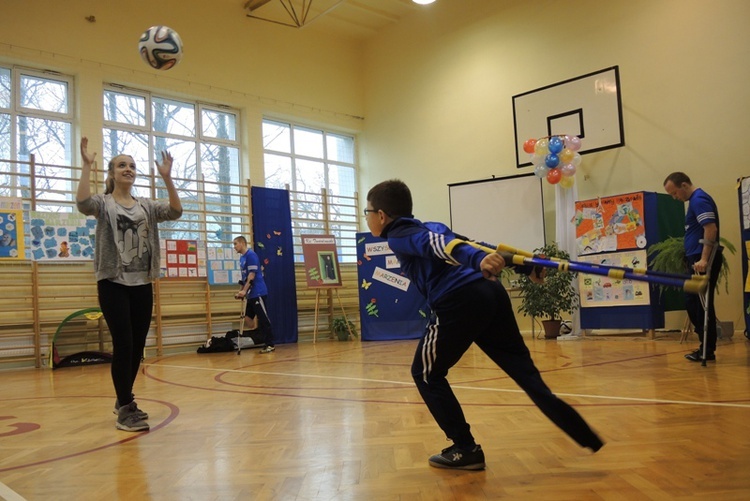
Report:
138,25,183,70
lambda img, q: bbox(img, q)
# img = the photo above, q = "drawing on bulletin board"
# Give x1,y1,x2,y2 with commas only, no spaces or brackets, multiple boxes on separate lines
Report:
577,250,650,307
0,209,24,260
574,192,645,256
28,211,96,261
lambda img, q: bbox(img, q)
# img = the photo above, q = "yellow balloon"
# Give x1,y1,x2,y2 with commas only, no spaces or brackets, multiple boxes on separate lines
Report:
559,148,574,164
534,138,549,155
559,175,575,189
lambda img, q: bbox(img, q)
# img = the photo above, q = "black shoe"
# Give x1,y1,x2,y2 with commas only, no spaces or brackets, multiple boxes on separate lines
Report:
428,444,485,470
685,349,715,362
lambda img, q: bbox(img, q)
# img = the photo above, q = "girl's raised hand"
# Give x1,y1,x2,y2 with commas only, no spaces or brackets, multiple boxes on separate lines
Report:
156,151,174,179
80,137,97,165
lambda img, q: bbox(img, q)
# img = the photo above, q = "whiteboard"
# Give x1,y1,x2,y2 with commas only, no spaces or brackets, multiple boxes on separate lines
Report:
449,174,545,254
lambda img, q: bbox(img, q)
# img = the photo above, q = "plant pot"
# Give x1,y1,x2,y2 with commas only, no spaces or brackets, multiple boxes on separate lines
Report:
335,329,350,341
541,319,562,339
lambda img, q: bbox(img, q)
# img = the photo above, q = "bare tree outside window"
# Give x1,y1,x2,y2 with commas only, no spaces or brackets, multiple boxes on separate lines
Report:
104,87,244,245
262,119,358,262
0,67,74,210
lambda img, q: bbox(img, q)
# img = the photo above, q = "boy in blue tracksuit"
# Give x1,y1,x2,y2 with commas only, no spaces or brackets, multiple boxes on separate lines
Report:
365,179,603,470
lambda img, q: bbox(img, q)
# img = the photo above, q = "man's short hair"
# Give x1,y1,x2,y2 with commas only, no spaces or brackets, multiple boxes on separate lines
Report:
233,236,247,245
366,179,413,218
664,172,692,187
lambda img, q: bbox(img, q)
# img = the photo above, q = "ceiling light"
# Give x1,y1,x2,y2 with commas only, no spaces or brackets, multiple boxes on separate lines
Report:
412,0,436,5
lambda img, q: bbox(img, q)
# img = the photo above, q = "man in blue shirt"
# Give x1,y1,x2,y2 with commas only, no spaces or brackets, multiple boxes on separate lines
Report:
364,179,603,470
233,236,275,353
664,172,721,362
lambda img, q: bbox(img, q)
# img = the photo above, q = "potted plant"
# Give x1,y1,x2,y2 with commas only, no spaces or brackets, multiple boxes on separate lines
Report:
647,236,736,294
516,242,579,338
330,316,358,341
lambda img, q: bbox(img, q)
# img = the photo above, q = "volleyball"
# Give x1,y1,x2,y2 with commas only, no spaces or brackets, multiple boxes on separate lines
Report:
138,25,183,70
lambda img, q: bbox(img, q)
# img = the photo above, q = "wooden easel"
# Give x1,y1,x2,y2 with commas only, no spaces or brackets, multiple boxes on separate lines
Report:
312,286,354,343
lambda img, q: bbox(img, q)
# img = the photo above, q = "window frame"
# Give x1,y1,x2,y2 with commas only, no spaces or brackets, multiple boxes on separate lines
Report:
262,118,359,263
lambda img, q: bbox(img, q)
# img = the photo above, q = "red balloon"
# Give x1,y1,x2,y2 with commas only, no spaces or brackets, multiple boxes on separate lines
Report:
546,168,562,184
523,138,537,154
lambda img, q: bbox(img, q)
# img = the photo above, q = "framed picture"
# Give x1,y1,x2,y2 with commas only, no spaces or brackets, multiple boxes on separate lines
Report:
513,66,624,168
301,235,342,288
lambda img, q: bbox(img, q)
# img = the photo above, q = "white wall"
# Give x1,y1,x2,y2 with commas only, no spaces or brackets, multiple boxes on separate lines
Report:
361,0,750,328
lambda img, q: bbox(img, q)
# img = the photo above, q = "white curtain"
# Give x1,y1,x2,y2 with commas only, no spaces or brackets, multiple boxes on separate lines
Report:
555,181,581,336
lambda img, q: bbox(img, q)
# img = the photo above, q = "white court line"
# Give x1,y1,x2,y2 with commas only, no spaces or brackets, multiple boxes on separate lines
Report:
0,481,27,501
147,362,750,410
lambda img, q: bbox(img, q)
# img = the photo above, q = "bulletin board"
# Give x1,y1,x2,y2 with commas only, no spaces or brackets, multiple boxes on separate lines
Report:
28,211,95,261
738,177,750,334
160,239,207,279
206,246,241,285
300,235,342,288
574,192,646,256
578,192,685,330
356,232,427,341
0,209,24,260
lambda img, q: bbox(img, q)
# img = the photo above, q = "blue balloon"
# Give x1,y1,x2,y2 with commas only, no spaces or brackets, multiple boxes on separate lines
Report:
545,153,560,168
548,136,564,154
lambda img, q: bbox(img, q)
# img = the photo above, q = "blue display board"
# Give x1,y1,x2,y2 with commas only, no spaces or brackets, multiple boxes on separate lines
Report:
579,192,684,330
738,177,750,337
356,232,428,341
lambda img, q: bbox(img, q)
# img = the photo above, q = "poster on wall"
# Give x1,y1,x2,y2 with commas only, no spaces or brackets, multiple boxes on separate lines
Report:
300,235,342,288
28,211,95,261
160,239,207,279
574,192,646,256
0,209,24,260
207,246,241,285
577,250,650,307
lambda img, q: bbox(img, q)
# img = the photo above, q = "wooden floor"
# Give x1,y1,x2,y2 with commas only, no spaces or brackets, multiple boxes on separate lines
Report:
1,332,749,500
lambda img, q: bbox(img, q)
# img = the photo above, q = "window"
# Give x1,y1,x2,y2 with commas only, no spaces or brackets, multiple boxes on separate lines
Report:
263,119,358,262
0,66,74,211
103,87,244,244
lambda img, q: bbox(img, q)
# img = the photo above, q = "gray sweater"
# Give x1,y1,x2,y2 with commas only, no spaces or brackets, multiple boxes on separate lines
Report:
77,194,183,282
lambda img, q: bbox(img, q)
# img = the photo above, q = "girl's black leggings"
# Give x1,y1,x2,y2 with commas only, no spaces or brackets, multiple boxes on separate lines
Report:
97,279,153,406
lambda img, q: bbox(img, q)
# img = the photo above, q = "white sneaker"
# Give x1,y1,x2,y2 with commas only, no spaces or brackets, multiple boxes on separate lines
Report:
259,346,275,353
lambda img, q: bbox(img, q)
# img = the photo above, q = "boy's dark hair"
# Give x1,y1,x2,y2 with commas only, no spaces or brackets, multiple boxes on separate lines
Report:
663,172,692,187
233,236,247,245
367,179,413,218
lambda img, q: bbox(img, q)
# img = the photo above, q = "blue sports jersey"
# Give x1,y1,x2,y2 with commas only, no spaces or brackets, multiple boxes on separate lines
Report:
381,217,504,306
239,248,268,298
684,188,719,258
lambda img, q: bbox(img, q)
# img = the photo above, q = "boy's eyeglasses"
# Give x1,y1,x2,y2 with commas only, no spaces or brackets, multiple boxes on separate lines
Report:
363,209,379,216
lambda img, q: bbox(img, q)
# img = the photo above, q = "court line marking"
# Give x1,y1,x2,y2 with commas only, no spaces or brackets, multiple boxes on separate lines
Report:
144,362,750,409
0,481,27,501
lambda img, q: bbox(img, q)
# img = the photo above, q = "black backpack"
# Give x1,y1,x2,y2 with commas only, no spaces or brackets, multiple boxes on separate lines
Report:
196,334,235,353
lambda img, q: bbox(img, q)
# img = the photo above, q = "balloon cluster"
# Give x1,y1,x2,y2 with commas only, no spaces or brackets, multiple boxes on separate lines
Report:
523,135,582,189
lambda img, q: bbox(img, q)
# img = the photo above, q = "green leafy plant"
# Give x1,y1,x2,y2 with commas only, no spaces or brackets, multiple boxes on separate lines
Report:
647,237,735,294
516,242,579,320
330,316,358,341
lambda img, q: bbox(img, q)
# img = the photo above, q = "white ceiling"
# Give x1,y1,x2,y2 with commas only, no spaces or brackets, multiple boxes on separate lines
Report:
240,0,426,40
